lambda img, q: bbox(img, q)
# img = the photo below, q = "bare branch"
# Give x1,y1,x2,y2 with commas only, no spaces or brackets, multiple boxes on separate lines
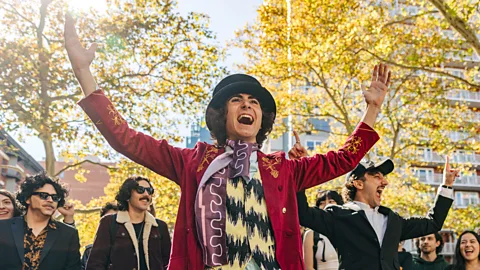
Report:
54,159,116,177
384,11,439,27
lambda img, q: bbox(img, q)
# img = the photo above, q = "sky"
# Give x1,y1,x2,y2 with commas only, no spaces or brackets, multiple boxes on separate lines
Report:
13,0,264,161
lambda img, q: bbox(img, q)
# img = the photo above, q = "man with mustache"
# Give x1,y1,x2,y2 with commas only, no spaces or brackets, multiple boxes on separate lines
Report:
0,173,81,270
296,157,459,270
65,13,389,269
86,176,171,270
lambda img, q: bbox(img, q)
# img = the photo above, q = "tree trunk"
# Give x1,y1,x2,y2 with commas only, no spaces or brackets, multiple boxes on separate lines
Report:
42,138,56,176
428,0,480,57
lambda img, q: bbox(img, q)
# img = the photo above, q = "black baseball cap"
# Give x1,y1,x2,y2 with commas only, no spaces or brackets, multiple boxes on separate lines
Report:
345,159,394,182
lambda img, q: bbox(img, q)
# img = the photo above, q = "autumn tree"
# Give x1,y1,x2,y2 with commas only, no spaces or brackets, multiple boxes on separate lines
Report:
234,0,480,233
0,0,225,176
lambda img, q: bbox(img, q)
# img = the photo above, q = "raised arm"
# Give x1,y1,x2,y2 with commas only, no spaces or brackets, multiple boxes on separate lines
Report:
400,156,458,240
288,64,391,191
64,14,193,184
296,191,335,239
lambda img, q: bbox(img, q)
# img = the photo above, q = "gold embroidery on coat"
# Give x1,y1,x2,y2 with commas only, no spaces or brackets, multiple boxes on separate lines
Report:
107,104,125,126
197,146,219,172
345,136,362,154
261,156,280,178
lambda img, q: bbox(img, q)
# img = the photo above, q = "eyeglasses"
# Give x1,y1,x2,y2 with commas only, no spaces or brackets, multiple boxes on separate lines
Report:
134,186,154,195
31,192,62,202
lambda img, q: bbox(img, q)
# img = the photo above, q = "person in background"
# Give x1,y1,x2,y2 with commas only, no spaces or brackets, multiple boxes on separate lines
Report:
87,176,171,270
397,240,413,270
412,232,449,270
0,173,81,270
302,190,343,270
446,231,480,270
0,189,23,220
81,202,119,270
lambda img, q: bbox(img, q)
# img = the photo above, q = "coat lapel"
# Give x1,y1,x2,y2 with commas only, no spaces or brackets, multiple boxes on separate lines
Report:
196,144,224,186
379,206,395,248
11,217,25,265
39,222,59,264
343,202,379,244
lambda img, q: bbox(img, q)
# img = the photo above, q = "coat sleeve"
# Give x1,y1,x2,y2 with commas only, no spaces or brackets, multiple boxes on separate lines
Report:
289,122,379,191
400,195,453,241
296,191,335,240
86,216,113,270
78,90,195,186
158,221,172,269
65,228,82,270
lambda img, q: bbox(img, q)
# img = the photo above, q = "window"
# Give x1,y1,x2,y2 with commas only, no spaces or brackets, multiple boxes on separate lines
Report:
417,148,433,161
412,167,435,183
455,192,479,208
306,140,322,151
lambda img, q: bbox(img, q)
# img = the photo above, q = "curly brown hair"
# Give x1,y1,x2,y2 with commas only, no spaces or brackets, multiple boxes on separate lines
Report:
206,106,275,147
16,172,69,210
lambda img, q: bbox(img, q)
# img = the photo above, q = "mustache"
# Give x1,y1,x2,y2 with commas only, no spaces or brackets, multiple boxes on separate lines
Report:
139,195,151,202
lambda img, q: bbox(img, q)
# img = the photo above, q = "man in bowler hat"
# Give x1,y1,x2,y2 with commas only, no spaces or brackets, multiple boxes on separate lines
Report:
65,13,391,269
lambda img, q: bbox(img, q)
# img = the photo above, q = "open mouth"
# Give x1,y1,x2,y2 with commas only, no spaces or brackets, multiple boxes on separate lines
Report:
376,188,384,198
464,249,475,255
237,114,254,125
0,211,9,215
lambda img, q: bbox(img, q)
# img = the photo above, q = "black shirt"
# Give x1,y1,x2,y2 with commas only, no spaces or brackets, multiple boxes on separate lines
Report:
133,222,147,270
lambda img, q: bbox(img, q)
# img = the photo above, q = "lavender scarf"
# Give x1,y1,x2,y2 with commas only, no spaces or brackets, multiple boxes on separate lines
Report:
194,140,258,267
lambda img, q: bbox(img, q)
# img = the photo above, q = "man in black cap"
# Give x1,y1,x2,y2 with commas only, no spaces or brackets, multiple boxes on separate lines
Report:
65,13,391,269
296,157,459,270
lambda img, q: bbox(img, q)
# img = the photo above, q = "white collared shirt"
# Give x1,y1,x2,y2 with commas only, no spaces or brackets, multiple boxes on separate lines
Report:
352,186,454,246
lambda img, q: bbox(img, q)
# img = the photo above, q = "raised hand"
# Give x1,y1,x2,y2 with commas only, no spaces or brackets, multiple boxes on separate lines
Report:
58,202,75,224
443,156,460,187
362,64,391,108
288,131,308,160
64,13,97,72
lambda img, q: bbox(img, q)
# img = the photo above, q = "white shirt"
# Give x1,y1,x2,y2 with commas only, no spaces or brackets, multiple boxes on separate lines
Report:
351,187,454,246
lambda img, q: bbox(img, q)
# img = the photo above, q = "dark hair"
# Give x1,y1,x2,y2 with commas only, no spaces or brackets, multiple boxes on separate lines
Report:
0,189,23,217
115,176,152,211
415,232,444,255
100,202,118,217
342,170,381,202
16,172,68,210
450,231,480,270
315,190,344,207
206,105,275,147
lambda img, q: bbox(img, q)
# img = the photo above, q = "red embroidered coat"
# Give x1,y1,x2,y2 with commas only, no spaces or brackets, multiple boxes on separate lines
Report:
79,90,380,270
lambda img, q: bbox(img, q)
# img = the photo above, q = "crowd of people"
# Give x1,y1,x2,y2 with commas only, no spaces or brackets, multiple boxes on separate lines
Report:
0,13,479,270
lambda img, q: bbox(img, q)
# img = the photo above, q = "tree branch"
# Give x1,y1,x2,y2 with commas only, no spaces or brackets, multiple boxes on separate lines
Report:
54,159,116,177
384,11,439,27
427,0,480,56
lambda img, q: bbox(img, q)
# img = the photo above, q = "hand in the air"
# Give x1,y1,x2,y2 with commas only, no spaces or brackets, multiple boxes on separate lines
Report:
64,13,97,71
443,156,460,187
288,131,308,160
58,202,75,224
362,63,391,108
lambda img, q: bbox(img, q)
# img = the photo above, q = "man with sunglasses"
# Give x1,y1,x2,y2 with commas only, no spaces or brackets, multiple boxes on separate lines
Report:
86,176,171,270
0,172,81,270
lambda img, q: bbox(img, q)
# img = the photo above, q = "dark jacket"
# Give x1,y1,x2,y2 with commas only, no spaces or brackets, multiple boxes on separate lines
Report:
412,255,449,270
86,211,171,270
297,191,453,270
398,249,414,270
0,216,81,270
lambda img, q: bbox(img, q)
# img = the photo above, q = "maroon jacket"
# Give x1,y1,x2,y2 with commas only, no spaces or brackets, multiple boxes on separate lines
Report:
87,211,171,270
79,90,380,269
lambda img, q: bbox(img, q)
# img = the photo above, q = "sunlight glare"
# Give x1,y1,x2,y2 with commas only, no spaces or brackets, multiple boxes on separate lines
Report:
68,0,107,13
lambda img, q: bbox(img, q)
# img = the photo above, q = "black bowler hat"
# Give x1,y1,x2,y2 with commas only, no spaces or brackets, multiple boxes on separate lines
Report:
205,74,277,130
345,159,394,182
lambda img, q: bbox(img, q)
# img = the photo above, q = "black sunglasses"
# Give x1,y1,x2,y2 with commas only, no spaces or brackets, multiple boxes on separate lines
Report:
31,192,62,202
134,186,154,195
